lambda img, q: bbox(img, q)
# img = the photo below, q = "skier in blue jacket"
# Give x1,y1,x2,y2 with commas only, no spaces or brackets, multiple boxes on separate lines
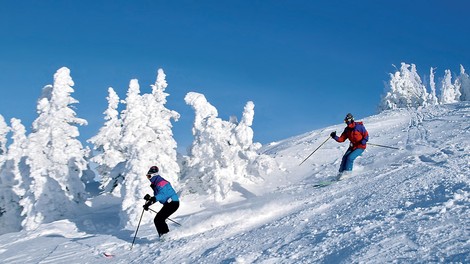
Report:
143,166,180,237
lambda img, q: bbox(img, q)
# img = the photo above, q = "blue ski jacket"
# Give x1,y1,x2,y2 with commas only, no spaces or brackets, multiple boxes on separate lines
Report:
149,174,179,204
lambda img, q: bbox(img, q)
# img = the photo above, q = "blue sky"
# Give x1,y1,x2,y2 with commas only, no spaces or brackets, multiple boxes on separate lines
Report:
1,1,469,152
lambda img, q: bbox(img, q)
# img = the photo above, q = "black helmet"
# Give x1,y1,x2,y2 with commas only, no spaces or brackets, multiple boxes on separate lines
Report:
147,166,159,175
344,113,354,123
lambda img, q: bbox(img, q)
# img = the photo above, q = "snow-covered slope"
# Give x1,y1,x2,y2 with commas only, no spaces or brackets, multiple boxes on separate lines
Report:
1,103,469,263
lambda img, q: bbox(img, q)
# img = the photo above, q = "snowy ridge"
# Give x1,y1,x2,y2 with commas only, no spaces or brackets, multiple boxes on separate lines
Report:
0,103,469,263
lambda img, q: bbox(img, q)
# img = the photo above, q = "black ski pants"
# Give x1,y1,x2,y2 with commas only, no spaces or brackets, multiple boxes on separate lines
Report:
154,201,179,236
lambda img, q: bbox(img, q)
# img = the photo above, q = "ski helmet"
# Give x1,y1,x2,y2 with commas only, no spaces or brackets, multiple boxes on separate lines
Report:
147,166,159,175
344,113,354,123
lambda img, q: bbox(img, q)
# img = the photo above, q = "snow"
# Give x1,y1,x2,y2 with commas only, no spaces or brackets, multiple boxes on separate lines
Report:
1,102,469,263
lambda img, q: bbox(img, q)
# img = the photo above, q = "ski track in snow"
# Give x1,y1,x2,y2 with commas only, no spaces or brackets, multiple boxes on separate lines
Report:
0,103,469,263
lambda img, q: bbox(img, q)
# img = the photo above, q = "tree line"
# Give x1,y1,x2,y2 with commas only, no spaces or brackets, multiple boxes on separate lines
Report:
0,67,277,233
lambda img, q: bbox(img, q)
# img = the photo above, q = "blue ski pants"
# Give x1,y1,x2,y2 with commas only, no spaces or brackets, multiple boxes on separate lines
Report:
339,148,364,172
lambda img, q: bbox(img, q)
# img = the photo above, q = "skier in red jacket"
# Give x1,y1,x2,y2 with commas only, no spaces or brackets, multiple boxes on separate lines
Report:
330,113,369,179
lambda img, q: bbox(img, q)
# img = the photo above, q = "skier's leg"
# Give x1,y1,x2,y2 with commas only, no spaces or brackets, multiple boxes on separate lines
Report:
154,201,180,236
344,149,364,171
339,149,353,172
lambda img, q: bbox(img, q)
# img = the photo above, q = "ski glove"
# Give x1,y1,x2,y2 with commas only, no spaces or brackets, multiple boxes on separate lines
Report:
143,201,151,211
330,131,336,138
143,194,151,201
361,139,367,145
143,196,156,211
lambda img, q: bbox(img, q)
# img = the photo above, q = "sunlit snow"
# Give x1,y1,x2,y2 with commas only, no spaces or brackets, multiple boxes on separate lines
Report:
1,103,469,263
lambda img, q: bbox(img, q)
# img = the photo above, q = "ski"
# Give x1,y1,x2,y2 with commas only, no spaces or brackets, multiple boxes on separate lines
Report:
103,252,115,258
312,180,337,188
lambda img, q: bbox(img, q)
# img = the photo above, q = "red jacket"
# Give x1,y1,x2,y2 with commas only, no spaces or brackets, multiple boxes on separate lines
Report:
334,121,369,150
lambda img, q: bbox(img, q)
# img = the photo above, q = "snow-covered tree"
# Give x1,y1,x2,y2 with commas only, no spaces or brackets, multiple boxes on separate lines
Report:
183,92,276,201
0,118,28,234
440,69,461,104
458,65,470,101
379,62,429,111
0,115,7,166
5,118,29,197
233,102,279,179
231,101,256,148
0,115,12,233
88,87,125,194
119,69,180,228
117,79,147,229
21,67,88,230
428,67,439,106
183,92,235,200
144,69,180,185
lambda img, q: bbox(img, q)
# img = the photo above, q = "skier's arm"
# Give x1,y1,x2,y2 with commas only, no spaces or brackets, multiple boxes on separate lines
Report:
336,129,348,142
143,195,156,211
359,125,369,145
361,131,369,144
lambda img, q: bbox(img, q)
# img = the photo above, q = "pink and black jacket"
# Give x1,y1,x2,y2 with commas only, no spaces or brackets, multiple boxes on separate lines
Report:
149,174,179,204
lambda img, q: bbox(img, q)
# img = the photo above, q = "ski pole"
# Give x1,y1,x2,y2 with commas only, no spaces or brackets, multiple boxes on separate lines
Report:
167,217,182,226
368,143,400,150
299,136,331,166
148,208,182,226
130,208,145,250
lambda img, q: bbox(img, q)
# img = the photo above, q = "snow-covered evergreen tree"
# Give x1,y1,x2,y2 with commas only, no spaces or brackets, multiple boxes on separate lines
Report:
379,63,429,111
5,118,29,197
144,69,180,185
0,115,13,233
0,118,28,234
183,92,276,201
440,69,461,104
117,79,147,228
458,65,470,101
0,115,7,166
231,101,256,148
235,102,279,179
88,87,125,194
21,67,88,230
428,67,439,105
119,69,180,228
183,92,234,200
410,64,430,107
